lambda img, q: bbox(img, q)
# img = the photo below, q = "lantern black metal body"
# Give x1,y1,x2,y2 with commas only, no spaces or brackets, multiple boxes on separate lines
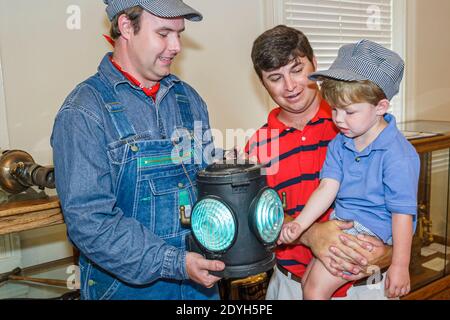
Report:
187,163,284,279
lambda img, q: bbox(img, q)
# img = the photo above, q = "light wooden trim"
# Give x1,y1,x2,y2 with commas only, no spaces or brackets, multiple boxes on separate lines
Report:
410,133,450,154
0,196,64,235
0,208,64,235
0,196,60,218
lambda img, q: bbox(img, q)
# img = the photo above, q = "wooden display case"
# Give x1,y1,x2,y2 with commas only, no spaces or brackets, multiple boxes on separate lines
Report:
399,121,450,299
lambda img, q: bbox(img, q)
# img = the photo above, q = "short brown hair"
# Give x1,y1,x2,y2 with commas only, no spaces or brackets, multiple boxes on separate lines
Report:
251,25,315,80
320,78,387,108
110,6,144,39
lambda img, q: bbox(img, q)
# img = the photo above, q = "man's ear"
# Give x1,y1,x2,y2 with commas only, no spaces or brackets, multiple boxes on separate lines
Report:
375,99,390,116
117,14,133,40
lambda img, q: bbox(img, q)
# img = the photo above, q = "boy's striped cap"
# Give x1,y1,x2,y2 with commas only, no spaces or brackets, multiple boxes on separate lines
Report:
309,40,404,101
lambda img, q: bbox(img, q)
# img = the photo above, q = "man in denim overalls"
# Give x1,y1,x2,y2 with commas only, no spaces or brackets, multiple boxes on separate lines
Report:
51,0,225,300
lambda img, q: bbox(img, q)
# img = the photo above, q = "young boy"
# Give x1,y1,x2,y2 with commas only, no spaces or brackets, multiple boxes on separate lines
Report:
278,40,420,300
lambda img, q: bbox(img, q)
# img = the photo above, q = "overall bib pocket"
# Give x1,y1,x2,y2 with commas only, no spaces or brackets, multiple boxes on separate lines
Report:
126,135,199,242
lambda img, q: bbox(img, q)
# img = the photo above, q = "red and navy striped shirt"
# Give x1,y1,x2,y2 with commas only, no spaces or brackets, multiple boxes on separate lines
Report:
246,99,352,296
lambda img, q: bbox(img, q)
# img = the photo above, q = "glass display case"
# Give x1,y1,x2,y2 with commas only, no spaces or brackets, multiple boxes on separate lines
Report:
399,121,450,295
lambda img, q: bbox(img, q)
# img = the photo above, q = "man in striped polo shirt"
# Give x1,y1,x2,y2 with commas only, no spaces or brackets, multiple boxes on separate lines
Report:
247,25,392,299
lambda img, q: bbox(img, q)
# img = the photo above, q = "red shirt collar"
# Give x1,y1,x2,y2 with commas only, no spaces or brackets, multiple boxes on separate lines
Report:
109,57,160,101
267,99,332,130
104,35,160,101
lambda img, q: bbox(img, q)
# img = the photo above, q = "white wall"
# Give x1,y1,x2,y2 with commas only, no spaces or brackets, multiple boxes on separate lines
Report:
0,55,9,149
0,0,269,267
405,0,450,121
175,0,269,150
0,0,111,165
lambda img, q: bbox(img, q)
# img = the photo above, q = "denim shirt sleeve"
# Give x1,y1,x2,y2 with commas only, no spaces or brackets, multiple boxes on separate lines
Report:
320,136,343,183
51,105,189,285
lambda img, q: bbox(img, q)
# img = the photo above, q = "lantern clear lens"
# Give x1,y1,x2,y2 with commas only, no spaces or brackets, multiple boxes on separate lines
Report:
191,198,236,252
254,189,284,243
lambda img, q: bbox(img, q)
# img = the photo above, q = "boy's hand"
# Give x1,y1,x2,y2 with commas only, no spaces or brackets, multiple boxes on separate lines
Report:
277,221,303,245
385,264,411,298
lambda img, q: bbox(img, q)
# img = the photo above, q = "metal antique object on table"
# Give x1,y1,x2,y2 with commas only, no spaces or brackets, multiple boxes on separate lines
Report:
0,149,55,204
0,150,67,300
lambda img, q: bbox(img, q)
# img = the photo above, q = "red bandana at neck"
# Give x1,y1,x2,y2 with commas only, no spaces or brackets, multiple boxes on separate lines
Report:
103,34,115,47
109,57,160,101
104,35,160,101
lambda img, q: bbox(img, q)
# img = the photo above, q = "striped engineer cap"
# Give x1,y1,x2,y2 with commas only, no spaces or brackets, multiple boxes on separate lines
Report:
104,0,203,22
309,39,405,101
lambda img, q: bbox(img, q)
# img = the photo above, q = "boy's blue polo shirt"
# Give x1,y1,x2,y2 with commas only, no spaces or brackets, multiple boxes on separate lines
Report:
320,114,420,243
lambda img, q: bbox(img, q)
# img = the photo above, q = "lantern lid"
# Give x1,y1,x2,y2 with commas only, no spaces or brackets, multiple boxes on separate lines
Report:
197,161,264,186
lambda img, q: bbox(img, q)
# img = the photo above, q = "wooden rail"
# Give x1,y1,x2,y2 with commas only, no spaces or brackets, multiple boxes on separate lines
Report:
0,196,64,235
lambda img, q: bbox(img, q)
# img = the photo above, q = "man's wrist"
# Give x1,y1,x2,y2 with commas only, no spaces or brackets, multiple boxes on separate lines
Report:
367,245,393,269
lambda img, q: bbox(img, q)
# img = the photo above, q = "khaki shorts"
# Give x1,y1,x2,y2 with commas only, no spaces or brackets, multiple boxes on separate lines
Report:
265,266,395,300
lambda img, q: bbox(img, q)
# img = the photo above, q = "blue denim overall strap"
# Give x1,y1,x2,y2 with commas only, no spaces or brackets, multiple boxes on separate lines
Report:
172,80,194,128
84,76,136,140
85,75,195,136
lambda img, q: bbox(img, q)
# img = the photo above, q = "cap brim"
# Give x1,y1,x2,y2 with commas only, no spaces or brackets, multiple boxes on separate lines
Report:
142,0,203,21
309,69,368,82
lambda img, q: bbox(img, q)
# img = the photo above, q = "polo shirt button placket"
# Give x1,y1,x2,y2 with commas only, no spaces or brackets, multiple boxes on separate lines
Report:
355,157,361,162
301,136,306,142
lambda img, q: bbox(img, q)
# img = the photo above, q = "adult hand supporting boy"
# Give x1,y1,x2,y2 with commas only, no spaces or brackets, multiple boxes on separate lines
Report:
298,220,393,281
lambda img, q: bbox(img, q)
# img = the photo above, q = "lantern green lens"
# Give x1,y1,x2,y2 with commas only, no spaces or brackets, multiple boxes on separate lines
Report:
254,189,284,243
191,198,236,252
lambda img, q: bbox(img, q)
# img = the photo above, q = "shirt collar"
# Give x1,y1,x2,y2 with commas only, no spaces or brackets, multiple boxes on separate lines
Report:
109,56,160,100
342,113,399,154
267,98,333,130
98,53,180,94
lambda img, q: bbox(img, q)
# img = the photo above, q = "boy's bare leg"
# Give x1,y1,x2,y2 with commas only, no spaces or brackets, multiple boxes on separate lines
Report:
299,220,392,279
303,257,349,300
